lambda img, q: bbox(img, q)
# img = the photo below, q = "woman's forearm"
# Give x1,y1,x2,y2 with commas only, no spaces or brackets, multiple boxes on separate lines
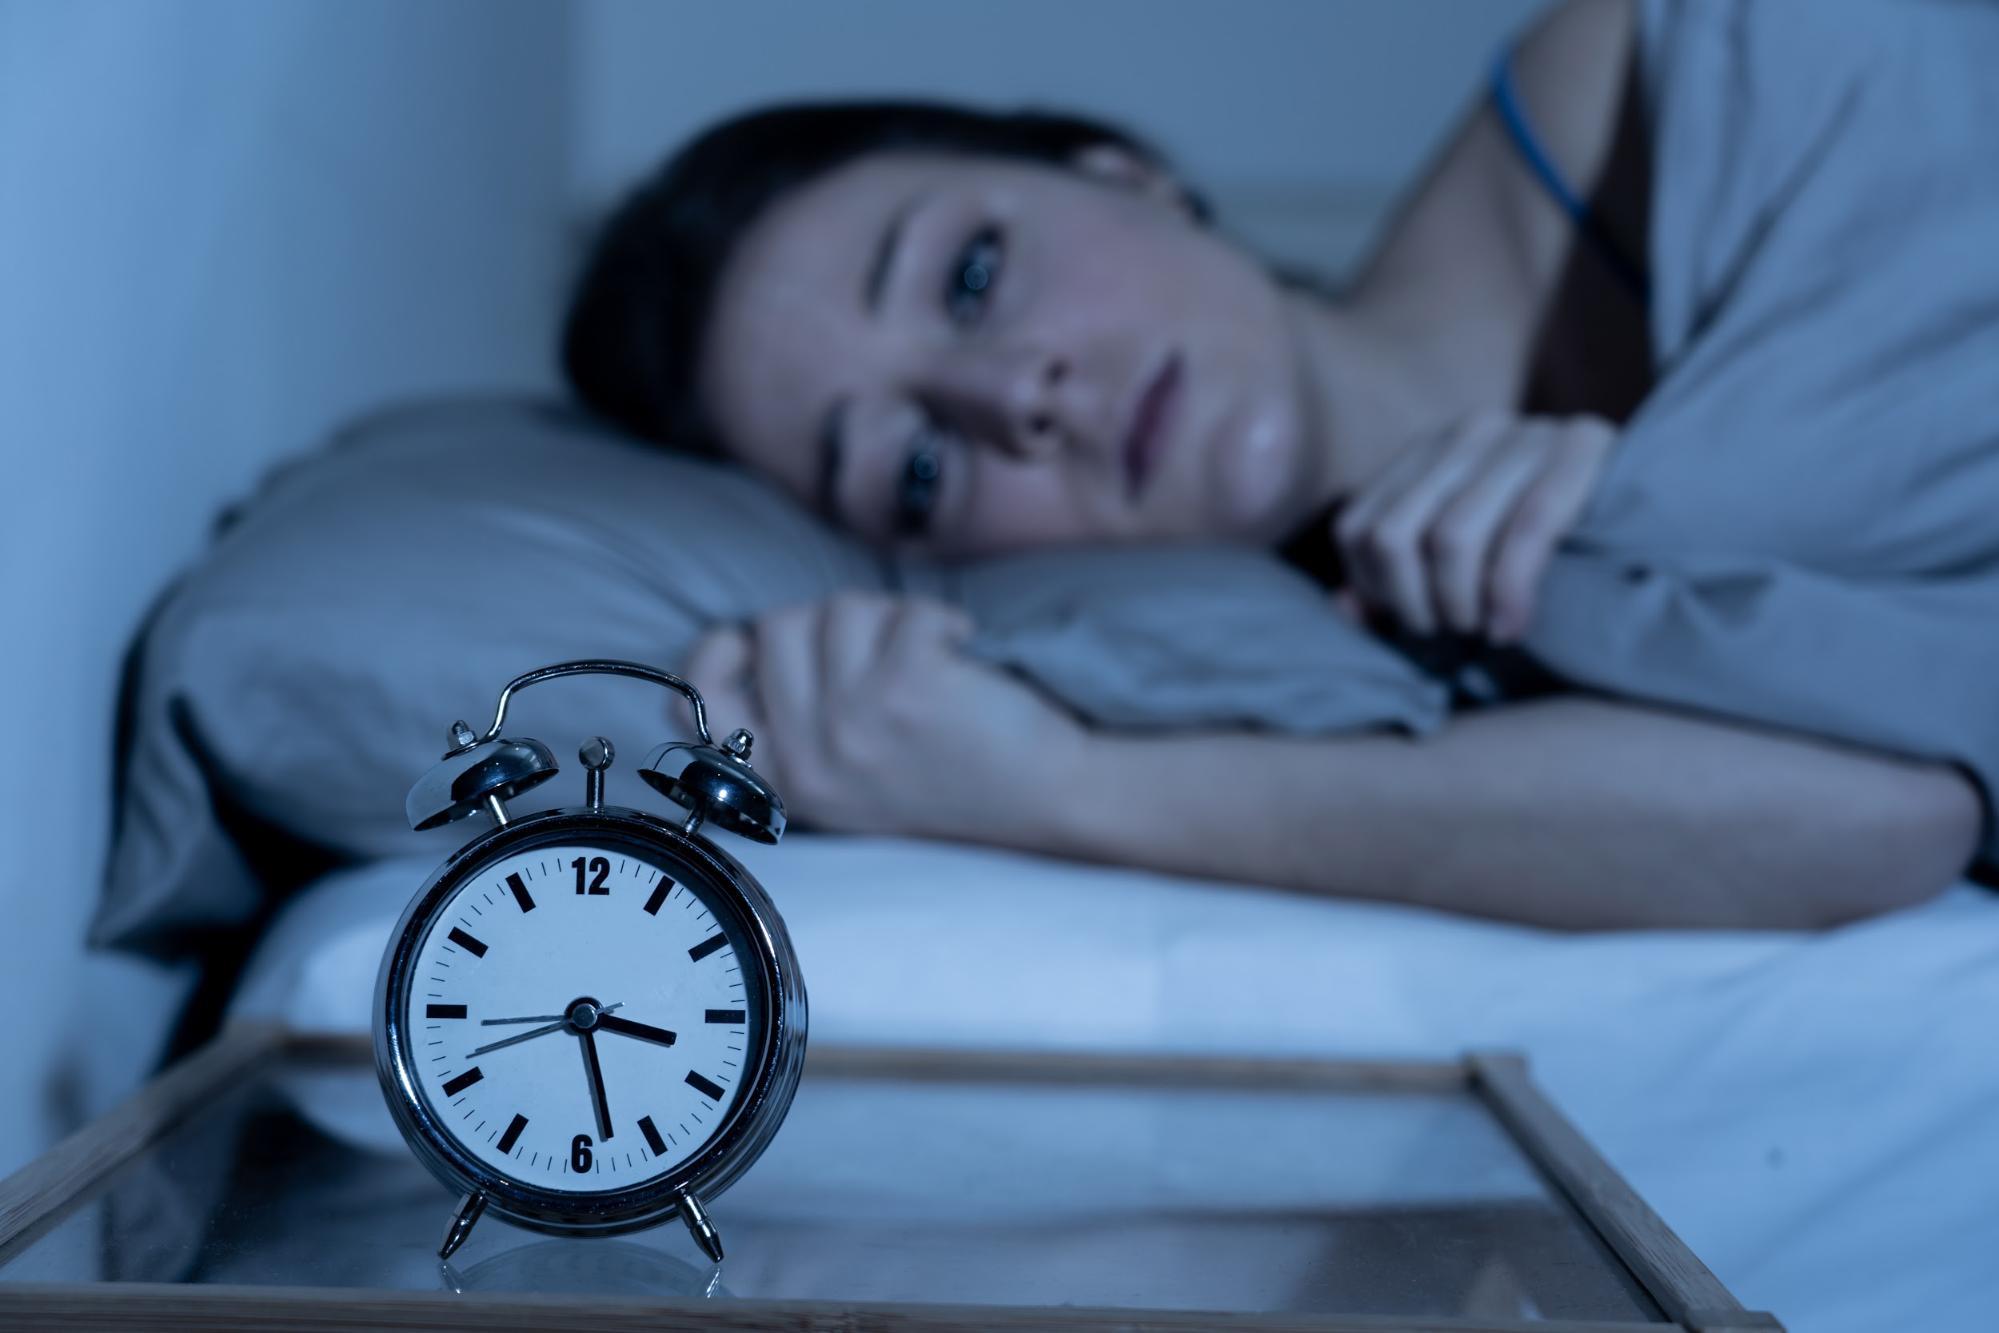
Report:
1037,696,1982,930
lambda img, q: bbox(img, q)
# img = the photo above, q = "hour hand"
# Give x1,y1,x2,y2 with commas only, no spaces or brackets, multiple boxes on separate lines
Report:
598,1014,677,1048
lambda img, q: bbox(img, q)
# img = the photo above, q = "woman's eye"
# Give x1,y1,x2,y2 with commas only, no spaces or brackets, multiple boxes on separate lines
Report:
944,226,1003,325
893,434,944,536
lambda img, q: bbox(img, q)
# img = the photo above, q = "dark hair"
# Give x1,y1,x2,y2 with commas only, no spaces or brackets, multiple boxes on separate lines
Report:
559,99,1206,454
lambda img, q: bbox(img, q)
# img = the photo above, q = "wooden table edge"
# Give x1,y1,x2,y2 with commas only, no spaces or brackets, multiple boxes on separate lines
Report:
0,1281,1733,1332
1464,1053,1782,1333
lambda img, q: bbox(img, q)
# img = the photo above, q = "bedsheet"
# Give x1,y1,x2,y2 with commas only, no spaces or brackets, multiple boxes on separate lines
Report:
228,833,1998,1333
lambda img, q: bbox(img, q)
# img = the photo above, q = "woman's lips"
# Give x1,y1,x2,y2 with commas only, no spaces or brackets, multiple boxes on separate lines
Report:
1123,352,1183,502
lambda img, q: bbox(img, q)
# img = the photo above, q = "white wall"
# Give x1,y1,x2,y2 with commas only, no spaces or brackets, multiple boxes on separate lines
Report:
570,0,1545,276
0,0,569,1177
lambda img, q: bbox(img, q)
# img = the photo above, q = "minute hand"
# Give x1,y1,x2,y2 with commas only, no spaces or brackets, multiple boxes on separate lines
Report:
466,1018,565,1059
465,1002,623,1058
597,1014,677,1048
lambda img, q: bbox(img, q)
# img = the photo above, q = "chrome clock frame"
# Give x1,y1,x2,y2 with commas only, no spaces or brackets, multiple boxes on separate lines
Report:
375,805,807,1251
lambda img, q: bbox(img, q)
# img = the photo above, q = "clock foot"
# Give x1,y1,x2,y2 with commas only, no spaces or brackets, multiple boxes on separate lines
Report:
439,1191,488,1261
677,1190,724,1263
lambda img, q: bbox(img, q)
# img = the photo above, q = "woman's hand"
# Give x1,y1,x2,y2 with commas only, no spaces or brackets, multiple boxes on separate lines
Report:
1332,412,1615,643
676,592,1085,845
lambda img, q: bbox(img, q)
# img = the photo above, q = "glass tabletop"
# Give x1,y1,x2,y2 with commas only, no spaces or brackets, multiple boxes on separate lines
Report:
0,1044,1665,1323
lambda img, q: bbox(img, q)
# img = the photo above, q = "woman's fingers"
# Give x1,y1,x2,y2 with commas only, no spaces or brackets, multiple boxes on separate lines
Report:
705,595,974,771
819,591,897,695
1486,420,1613,642
682,621,750,689
879,596,975,673
1330,413,1614,641
1426,430,1548,634
1336,414,1507,637
750,602,823,749
681,622,756,722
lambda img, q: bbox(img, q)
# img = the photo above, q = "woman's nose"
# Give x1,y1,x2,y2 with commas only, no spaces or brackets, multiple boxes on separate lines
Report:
918,345,1074,461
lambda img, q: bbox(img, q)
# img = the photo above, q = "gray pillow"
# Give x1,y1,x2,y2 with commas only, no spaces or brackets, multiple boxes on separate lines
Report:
95,397,1443,955
914,547,1448,732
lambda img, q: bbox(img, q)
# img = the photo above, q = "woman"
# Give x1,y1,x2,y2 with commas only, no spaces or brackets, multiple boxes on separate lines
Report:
561,0,1984,928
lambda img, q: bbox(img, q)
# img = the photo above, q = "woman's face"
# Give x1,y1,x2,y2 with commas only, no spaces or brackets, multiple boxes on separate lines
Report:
698,147,1324,559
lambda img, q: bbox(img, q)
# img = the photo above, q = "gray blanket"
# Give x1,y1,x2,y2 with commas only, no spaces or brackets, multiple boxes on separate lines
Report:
1517,0,1999,864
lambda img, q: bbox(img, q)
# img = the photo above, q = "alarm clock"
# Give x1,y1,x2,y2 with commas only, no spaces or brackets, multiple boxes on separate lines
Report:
374,659,806,1265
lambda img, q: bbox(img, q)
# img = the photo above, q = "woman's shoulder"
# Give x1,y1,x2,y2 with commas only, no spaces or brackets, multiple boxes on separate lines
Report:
1348,0,1641,338
1508,0,1638,156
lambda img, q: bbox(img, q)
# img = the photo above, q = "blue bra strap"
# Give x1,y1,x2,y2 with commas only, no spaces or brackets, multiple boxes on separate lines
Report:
1491,43,1649,301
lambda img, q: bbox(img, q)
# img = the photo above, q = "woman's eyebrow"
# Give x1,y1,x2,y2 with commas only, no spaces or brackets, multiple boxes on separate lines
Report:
865,194,925,314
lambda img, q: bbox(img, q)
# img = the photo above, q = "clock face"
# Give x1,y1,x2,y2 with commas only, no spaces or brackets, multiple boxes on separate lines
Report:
401,839,761,1194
